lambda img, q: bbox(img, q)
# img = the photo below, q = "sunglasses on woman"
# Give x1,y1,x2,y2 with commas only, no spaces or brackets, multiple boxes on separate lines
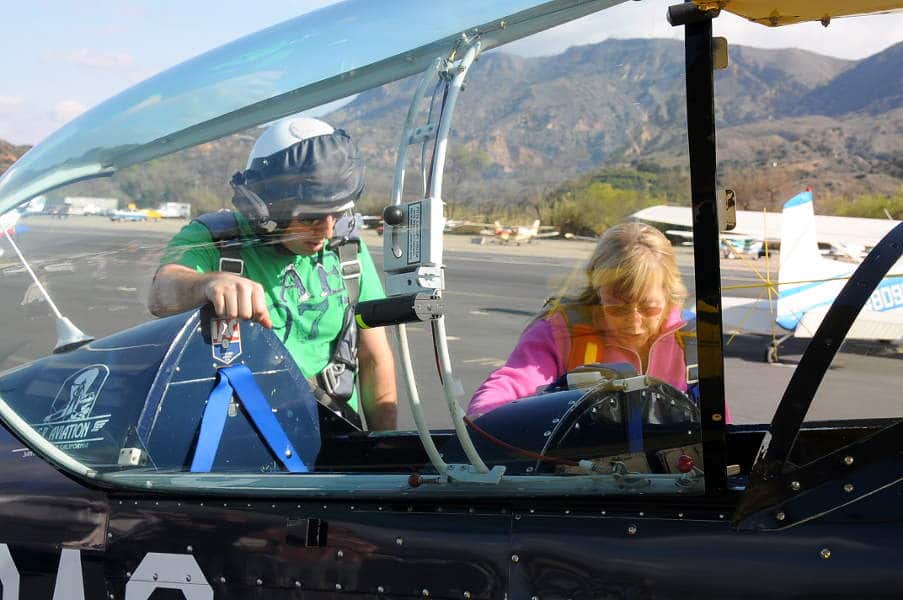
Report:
602,302,664,318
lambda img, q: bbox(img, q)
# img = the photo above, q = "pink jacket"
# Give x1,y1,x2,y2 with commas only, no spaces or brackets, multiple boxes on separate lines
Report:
467,307,694,418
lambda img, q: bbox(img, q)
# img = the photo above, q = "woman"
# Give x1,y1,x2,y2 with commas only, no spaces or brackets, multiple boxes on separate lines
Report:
467,222,697,418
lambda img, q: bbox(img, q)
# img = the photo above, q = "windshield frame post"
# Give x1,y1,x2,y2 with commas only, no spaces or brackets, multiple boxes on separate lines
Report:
680,7,728,495
423,41,495,477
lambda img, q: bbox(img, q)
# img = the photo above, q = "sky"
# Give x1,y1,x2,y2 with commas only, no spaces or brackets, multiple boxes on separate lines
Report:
1,1,901,146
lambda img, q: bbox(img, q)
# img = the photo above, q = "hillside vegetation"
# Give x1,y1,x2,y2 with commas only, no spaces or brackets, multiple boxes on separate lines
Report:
0,140,31,176
1,39,900,231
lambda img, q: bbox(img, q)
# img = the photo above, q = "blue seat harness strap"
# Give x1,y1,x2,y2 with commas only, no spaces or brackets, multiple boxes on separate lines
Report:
627,401,644,454
191,365,308,473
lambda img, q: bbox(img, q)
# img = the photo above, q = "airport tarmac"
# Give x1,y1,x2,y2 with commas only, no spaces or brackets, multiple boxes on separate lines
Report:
1,215,899,430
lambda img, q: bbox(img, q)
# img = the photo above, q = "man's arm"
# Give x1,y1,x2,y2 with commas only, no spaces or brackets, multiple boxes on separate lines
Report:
357,326,397,431
148,263,272,327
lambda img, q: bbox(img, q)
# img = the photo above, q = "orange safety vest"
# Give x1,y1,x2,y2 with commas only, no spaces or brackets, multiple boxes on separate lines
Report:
554,303,698,385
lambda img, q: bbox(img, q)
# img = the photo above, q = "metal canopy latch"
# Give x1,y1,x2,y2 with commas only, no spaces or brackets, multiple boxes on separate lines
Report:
118,447,147,467
712,36,729,70
719,189,737,231
408,123,437,145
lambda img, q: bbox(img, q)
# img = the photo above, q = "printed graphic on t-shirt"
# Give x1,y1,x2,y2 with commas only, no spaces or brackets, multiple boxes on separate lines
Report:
271,262,347,343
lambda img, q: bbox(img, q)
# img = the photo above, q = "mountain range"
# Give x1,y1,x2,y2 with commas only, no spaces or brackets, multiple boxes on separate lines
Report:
2,39,900,215
328,38,901,211
0,140,31,177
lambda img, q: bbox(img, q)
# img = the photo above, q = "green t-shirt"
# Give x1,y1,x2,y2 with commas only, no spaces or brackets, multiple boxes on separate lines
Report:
159,214,386,414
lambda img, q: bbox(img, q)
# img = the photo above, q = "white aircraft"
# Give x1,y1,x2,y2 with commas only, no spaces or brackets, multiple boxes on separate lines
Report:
718,190,903,362
0,210,22,257
665,228,764,259
633,193,899,260
0,210,20,235
480,219,559,244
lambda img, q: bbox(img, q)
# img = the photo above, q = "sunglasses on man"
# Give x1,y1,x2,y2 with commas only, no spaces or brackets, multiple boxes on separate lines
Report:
292,212,344,227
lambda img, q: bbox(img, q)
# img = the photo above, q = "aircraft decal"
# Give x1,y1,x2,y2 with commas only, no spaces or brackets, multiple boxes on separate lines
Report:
52,549,84,600
126,553,213,600
32,366,111,450
211,317,242,365
0,544,19,600
407,201,423,263
0,546,212,600
867,279,903,312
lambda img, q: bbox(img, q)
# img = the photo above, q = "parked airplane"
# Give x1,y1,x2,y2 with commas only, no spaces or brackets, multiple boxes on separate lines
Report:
633,196,900,259
0,209,19,236
0,210,21,258
480,219,560,244
720,189,903,361
665,228,764,259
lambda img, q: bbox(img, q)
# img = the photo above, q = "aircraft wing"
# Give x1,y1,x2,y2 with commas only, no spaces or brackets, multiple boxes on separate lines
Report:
794,306,903,341
635,204,900,251
534,230,560,238
720,296,786,336
702,0,903,27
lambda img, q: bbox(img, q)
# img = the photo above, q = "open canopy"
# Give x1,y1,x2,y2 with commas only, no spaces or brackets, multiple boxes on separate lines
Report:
0,0,623,215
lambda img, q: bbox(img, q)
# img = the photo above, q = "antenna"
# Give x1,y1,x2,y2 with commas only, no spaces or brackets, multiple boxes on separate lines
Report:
0,222,93,353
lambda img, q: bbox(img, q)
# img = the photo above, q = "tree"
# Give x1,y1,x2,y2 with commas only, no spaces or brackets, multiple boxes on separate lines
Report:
443,146,493,218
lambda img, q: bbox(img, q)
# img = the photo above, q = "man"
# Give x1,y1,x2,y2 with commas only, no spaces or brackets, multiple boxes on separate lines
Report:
148,117,397,430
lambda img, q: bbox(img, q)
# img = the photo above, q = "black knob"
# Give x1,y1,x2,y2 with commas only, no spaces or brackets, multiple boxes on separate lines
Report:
383,205,405,226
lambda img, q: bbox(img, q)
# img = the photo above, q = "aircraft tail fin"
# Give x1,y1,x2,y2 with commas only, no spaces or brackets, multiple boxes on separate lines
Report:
776,188,850,332
777,189,820,289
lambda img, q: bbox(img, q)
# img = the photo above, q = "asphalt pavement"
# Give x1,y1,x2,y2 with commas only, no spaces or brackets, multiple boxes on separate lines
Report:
1,215,900,429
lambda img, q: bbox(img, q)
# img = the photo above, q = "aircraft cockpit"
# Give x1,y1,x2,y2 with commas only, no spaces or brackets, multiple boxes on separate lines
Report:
0,1,901,597
0,302,704,492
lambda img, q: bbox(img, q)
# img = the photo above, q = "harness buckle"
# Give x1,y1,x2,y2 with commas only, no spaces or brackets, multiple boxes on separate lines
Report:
319,362,346,396
339,258,361,280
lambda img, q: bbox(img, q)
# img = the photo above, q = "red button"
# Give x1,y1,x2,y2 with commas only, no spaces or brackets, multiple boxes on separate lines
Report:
677,455,695,473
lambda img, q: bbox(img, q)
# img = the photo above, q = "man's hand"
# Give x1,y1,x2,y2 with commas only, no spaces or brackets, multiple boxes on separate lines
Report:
149,264,272,328
202,273,272,328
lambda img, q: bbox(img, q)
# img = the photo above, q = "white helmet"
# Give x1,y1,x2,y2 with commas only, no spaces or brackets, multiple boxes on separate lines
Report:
245,117,334,169
230,116,365,231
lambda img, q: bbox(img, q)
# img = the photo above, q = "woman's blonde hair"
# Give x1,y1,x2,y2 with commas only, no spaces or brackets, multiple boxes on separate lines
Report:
568,222,686,308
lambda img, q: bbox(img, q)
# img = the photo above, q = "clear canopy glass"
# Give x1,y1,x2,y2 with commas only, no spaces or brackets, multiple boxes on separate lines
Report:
0,0,622,214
